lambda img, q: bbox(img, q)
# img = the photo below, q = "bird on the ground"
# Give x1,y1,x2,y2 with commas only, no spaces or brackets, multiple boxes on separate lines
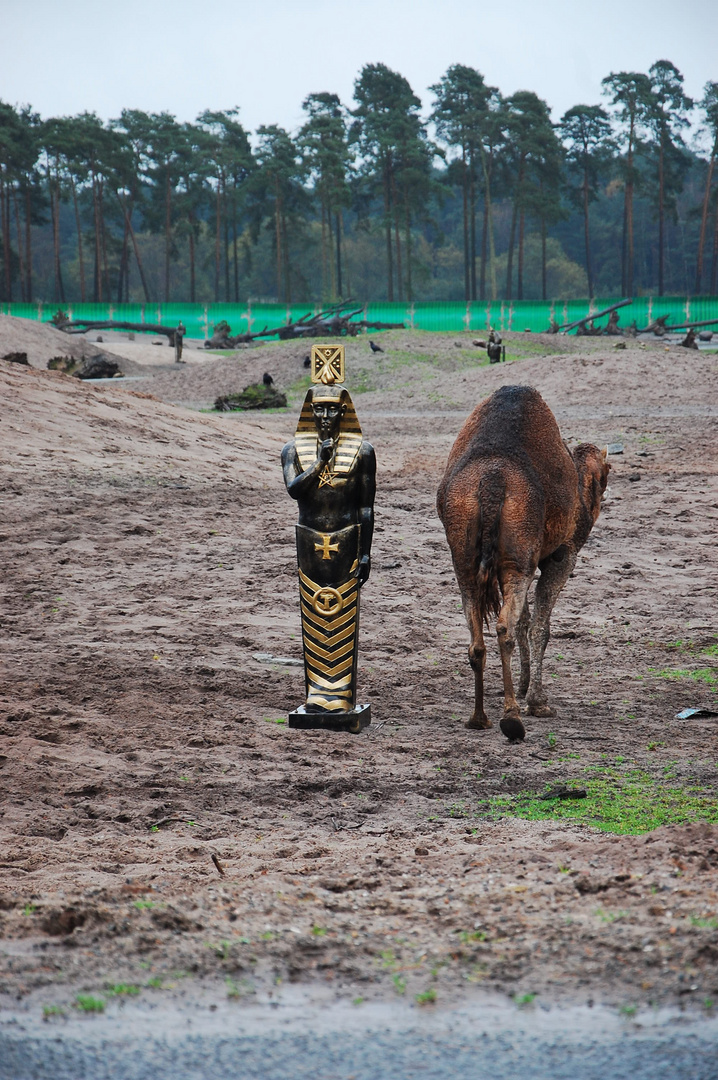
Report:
303,354,311,368
369,340,383,354
263,372,274,386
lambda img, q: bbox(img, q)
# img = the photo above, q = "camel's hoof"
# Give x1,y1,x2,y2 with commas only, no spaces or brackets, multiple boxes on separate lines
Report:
527,704,556,718
465,715,492,730
500,715,526,742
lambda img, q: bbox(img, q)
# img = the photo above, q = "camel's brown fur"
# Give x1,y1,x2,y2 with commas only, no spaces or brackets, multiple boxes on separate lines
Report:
436,386,610,741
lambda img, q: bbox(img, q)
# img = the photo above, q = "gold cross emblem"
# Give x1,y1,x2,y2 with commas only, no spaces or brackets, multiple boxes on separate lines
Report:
315,534,339,560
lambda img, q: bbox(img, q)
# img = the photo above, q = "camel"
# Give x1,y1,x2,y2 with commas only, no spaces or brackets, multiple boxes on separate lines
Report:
436,386,610,742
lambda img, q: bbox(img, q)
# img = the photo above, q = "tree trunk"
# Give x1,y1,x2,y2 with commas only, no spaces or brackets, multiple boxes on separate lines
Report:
117,211,130,303
70,176,85,301
625,114,635,297
1,182,11,301
391,169,403,301
694,137,717,294
91,168,102,302
321,201,328,299
517,207,525,300
335,211,343,298
505,198,519,300
118,194,151,302
583,164,593,297
469,162,477,301
215,183,222,301
223,178,230,301
658,133,665,296
24,186,33,301
480,148,497,301
274,182,282,301
49,174,62,303
710,203,718,295
55,184,65,303
98,181,110,301
164,170,171,302
13,190,25,302
462,148,469,301
327,206,336,298
281,206,290,303
383,161,393,301
233,183,239,302
189,217,196,303
541,215,547,301
479,194,488,301
404,196,412,302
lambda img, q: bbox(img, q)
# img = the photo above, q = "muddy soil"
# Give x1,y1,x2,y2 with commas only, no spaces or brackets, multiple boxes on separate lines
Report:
1,329,717,1019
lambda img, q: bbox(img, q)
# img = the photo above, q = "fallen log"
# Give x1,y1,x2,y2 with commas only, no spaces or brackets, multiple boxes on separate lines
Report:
559,298,632,334
641,315,718,334
204,299,404,349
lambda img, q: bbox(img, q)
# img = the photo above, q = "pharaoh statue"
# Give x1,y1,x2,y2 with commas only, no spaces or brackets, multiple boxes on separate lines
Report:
281,344,376,733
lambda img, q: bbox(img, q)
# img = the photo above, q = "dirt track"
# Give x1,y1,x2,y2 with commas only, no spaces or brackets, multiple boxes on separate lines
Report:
1,328,717,1016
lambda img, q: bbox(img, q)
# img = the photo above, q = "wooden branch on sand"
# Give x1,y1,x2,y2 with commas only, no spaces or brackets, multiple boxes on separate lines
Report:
558,298,633,334
204,299,404,349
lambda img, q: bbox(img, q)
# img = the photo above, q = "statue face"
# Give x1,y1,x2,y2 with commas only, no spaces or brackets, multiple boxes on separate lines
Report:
312,401,345,441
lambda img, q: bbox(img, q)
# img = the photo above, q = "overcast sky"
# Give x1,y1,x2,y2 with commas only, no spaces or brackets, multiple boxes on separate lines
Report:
2,0,716,139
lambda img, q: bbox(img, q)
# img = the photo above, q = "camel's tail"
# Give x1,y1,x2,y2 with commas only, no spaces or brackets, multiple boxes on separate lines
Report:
475,472,504,626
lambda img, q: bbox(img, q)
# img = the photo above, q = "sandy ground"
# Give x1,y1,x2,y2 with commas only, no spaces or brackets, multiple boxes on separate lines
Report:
1,322,717,1020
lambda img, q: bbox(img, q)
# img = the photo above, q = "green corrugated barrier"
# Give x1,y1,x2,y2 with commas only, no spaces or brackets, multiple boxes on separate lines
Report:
2,299,717,337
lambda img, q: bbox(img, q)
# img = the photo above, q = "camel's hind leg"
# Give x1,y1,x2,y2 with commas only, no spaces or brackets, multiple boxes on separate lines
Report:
516,597,531,699
526,545,577,717
462,591,490,730
496,571,532,741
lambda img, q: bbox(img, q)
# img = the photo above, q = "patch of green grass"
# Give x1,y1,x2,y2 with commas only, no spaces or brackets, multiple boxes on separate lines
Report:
458,929,487,944
22,903,36,916
105,983,140,997
353,996,365,1006
208,939,233,960
514,992,537,1007
311,925,328,937
650,666,717,689
42,1005,65,1019
133,899,156,910
596,908,629,923
393,974,407,995
619,1003,638,1018
415,988,437,1006
481,765,718,835
74,995,105,1013
146,977,163,989
226,976,254,999
690,915,718,929
263,716,288,725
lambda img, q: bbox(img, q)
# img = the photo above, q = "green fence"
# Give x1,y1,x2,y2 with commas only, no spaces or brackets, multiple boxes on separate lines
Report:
2,298,717,337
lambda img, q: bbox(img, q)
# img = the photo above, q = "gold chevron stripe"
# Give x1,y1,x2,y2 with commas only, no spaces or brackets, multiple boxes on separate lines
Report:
307,655,354,679
301,598,357,636
307,671,352,691
305,643,355,674
305,695,352,711
298,578,357,605
301,613,356,645
299,567,358,597
303,630,356,663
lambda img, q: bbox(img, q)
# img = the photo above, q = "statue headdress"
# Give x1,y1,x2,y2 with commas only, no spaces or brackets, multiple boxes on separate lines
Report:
293,345,362,474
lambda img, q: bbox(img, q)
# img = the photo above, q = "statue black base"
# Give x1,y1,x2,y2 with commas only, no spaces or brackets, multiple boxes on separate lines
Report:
288,704,371,734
